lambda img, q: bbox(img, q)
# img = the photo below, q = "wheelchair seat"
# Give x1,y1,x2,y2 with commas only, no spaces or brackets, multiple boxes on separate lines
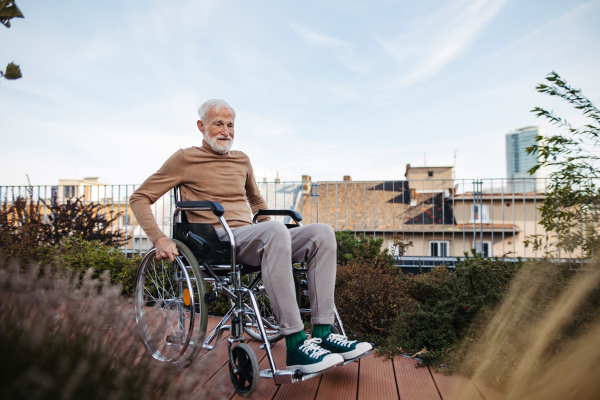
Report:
174,219,262,276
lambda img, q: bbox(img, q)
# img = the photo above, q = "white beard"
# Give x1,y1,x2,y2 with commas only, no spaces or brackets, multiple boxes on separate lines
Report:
204,134,233,154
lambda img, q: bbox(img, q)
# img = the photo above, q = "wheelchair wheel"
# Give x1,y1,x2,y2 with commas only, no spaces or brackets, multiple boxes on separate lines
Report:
238,273,301,343
229,343,259,397
134,239,208,366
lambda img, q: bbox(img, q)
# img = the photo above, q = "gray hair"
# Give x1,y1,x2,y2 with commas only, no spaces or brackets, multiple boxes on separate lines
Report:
197,99,236,122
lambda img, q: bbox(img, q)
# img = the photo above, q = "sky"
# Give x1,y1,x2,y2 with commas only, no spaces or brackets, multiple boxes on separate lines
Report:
1,0,599,186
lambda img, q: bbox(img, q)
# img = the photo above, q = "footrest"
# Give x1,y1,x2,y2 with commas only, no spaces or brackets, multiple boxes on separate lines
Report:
260,366,338,385
259,351,371,385
341,350,371,365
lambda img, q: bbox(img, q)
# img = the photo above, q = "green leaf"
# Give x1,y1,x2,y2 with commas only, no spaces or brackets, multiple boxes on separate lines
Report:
3,62,22,79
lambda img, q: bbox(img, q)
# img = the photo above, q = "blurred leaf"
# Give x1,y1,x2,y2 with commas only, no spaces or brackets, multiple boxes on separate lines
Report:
0,0,24,28
3,62,21,79
410,347,428,359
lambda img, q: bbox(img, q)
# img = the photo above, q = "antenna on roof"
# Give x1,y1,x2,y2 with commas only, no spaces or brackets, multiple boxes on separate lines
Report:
453,150,457,180
424,153,427,167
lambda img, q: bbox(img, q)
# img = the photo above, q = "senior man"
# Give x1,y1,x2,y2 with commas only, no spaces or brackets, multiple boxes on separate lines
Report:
130,99,371,373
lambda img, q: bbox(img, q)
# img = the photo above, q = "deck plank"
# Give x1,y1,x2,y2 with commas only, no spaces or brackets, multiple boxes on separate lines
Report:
429,367,484,400
315,359,359,400
358,352,399,400
394,356,441,400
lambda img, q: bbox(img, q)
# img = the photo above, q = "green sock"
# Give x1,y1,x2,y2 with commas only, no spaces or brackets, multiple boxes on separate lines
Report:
312,324,332,339
285,330,308,352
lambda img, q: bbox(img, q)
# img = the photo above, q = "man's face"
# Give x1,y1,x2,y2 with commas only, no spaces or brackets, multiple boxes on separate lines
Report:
197,107,235,154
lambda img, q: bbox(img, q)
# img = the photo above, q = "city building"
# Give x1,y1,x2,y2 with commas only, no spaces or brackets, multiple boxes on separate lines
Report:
506,126,548,192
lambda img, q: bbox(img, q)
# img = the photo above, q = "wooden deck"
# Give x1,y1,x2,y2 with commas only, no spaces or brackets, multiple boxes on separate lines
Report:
179,317,504,400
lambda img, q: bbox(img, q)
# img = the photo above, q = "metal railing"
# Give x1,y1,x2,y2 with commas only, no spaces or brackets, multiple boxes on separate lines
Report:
0,178,583,267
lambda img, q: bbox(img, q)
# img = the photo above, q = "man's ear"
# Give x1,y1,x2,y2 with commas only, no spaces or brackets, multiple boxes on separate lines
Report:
197,120,205,134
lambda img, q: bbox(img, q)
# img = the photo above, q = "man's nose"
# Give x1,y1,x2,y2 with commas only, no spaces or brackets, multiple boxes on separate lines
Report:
221,128,231,137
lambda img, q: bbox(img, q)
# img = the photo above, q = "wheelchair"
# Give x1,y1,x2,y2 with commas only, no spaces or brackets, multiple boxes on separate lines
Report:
133,187,370,397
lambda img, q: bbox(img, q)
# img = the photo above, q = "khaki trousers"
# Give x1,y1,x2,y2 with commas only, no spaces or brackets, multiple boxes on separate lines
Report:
219,221,336,335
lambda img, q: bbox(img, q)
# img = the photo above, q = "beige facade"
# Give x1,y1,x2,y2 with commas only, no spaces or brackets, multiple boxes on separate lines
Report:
393,192,549,261
296,170,561,263
405,164,454,193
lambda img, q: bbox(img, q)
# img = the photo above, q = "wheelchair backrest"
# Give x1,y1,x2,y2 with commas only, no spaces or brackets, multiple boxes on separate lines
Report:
173,222,232,265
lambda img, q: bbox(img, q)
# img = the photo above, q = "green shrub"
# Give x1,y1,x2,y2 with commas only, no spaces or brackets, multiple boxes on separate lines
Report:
335,242,415,336
335,230,391,265
56,237,141,297
353,253,521,363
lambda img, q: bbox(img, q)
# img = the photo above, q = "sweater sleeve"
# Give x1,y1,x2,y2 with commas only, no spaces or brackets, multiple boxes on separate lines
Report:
130,150,187,244
244,156,271,223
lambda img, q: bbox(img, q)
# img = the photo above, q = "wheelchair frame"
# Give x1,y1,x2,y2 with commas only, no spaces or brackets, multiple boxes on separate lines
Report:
134,187,370,396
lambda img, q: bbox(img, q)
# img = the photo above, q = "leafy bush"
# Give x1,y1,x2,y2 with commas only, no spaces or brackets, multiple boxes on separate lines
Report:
0,261,224,400
335,230,392,265
335,242,415,336
0,191,136,295
336,251,521,364
525,72,600,256
55,237,141,297
0,196,56,267
384,254,518,359
0,193,123,269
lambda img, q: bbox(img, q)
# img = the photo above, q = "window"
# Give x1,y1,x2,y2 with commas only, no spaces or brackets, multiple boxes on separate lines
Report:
121,214,132,226
63,186,75,198
471,204,490,223
475,241,492,258
427,171,434,177
430,241,449,257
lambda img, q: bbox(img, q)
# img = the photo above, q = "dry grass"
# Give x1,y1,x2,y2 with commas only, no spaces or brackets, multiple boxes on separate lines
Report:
0,259,228,400
446,261,600,400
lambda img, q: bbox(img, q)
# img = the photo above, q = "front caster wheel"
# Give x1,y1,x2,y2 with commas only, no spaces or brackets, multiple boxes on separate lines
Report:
229,343,259,397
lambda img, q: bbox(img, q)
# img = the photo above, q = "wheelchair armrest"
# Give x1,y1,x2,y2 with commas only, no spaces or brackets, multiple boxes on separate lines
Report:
253,209,303,224
176,201,225,217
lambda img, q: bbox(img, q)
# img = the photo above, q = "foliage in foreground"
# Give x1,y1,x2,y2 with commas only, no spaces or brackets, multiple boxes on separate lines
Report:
526,71,600,256
444,260,600,398
0,261,224,400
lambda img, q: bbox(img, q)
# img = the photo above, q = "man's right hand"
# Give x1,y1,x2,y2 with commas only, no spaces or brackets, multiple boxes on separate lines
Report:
155,237,180,261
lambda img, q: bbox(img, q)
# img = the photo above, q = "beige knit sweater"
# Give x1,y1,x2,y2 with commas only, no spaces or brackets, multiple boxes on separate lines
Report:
130,140,269,244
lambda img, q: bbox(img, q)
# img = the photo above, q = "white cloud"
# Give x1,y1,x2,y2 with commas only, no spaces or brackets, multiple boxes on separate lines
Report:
376,0,509,87
289,22,372,74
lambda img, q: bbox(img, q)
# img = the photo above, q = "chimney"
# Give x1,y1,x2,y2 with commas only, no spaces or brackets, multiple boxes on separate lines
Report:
343,175,352,182
275,171,281,183
302,175,312,193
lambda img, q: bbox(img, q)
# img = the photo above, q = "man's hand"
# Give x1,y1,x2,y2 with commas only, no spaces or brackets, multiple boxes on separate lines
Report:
155,237,180,261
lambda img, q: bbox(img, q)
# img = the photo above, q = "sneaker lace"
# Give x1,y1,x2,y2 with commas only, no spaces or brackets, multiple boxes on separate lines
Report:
298,338,331,359
327,333,357,348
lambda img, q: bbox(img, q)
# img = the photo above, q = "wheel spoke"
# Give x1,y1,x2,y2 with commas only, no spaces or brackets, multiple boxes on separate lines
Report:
237,357,249,369
241,369,253,384
135,245,203,365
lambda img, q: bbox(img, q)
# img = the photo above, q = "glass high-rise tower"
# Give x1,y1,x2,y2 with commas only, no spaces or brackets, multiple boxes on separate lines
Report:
505,126,548,192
